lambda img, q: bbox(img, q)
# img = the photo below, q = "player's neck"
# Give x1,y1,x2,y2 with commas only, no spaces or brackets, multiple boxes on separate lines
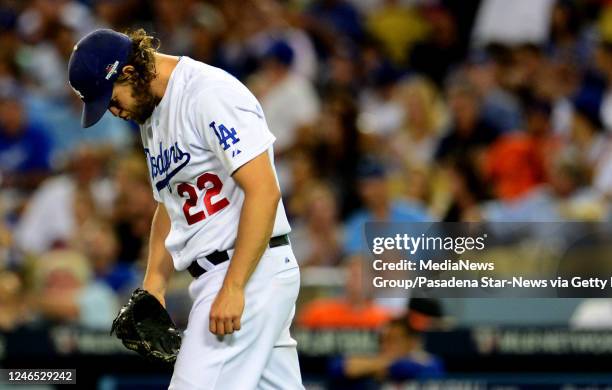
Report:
150,53,180,101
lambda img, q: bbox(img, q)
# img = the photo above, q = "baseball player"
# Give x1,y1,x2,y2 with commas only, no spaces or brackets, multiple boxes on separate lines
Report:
68,29,303,389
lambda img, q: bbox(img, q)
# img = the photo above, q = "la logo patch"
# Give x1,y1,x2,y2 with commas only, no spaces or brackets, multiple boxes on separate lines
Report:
209,121,240,151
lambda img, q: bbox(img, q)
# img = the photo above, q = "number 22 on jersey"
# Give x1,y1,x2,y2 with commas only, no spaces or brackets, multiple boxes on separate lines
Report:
178,172,229,225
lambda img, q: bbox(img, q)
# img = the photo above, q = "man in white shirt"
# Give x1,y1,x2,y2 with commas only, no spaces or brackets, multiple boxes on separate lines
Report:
68,28,303,389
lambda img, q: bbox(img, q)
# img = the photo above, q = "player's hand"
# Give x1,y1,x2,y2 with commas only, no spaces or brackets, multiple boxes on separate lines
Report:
209,283,245,335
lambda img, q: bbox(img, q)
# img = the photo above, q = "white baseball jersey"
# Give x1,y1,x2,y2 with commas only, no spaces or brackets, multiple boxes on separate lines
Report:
140,56,291,271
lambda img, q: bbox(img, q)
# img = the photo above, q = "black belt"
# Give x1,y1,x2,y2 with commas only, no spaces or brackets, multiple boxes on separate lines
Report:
187,234,290,279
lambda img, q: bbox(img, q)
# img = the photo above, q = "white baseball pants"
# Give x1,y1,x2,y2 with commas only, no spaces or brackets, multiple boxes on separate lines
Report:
169,245,304,390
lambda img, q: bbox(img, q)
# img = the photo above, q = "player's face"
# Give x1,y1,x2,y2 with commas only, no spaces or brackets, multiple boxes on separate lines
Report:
108,81,159,125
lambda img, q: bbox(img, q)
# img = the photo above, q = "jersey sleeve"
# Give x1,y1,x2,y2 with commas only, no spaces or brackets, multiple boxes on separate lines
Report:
194,85,276,175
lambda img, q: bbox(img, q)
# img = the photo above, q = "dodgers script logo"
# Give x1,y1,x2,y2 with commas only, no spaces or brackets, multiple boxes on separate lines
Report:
144,142,191,192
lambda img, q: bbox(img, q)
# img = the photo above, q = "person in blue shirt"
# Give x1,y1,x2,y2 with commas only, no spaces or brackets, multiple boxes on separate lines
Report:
328,317,444,389
26,90,134,167
0,83,52,192
343,157,431,257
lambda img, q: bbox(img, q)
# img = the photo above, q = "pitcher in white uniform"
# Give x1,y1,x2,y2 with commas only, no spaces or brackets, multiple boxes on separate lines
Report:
68,28,304,390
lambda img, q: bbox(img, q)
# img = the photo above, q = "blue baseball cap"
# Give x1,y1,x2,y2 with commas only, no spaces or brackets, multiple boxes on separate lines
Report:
264,40,294,66
68,29,132,128
356,156,387,180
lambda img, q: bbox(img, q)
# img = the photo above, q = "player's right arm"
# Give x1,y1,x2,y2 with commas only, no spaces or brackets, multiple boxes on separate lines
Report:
143,203,174,307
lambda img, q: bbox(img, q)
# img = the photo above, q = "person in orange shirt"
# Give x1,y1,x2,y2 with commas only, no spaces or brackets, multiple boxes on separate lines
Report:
298,257,391,329
484,97,561,201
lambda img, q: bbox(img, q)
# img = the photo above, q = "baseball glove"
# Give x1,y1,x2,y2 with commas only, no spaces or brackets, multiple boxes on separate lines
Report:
111,288,181,364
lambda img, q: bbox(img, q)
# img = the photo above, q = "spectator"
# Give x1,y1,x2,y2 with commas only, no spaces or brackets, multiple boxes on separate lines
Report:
465,48,523,134
410,6,464,86
298,257,391,329
570,100,612,198
30,249,118,330
76,219,140,293
320,48,361,97
307,0,364,45
513,44,549,98
249,39,320,190
244,0,319,81
483,148,607,222
290,183,343,267
17,0,95,43
533,61,580,137
387,76,447,169
28,90,133,166
483,97,559,201
328,316,444,388
552,149,609,221
343,157,431,258
357,61,403,139
15,146,114,254
434,80,499,166
0,82,52,193
548,0,592,67
19,22,76,99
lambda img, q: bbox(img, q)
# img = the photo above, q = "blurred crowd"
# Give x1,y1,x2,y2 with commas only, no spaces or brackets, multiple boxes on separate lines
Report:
1,0,612,383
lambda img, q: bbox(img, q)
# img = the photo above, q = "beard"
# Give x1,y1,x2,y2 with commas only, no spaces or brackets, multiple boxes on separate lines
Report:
130,81,160,124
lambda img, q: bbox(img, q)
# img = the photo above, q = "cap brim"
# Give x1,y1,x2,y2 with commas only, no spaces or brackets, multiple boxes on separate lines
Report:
81,87,112,128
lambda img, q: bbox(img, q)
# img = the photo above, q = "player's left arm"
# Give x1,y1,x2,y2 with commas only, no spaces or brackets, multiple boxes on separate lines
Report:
208,150,281,336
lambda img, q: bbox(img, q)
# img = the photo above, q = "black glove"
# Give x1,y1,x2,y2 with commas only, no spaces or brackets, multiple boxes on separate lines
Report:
111,288,181,364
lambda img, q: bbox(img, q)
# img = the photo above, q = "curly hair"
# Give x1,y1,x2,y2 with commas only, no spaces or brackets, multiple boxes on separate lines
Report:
116,28,159,87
